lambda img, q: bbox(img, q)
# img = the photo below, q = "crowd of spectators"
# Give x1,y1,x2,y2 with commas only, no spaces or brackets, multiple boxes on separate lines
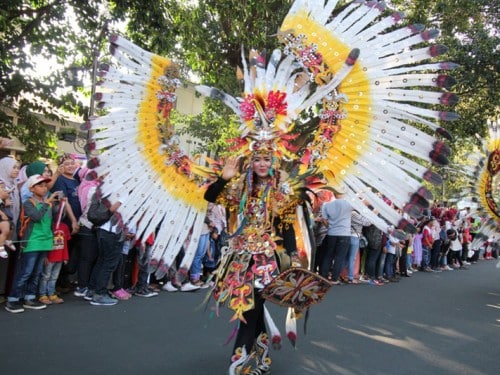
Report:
0,153,497,313
0,154,228,313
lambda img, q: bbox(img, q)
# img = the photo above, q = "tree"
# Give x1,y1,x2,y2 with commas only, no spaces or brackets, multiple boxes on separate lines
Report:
0,0,107,161
109,0,293,155
388,0,499,141
112,0,497,161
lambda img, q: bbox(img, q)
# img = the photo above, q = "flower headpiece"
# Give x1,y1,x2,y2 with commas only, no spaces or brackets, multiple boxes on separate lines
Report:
196,48,340,164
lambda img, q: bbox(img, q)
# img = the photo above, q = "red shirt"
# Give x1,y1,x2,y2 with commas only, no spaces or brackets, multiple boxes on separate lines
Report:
47,222,70,263
422,226,434,248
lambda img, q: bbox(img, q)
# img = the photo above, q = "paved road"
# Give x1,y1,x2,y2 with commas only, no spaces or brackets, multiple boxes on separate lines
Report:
1,260,499,375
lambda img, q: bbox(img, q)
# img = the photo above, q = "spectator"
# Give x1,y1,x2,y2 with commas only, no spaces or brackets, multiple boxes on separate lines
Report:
445,228,467,269
0,181,14,259
346,210,371,283
320,186,352,284
5,175,60,313
383,229,400,282
73,168,100,299
362,224,385,286
38,203,70,305
0,156,21,303
20,161,54,203
88,193,124,306
130,242,159,298
421,217,434,272
50,154,81,292
189,213,213,288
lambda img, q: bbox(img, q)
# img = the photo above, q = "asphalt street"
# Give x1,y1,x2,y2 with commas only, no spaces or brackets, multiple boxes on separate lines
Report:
1,259,499,375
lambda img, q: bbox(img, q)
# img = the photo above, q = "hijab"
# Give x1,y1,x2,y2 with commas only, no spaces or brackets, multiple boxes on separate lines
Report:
0,156,21,223
77,167,100,211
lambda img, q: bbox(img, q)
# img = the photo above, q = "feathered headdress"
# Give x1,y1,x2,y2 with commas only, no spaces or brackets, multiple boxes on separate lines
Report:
196,0,458,233
456,118,500,249
85,35,209,279
85,0,461,278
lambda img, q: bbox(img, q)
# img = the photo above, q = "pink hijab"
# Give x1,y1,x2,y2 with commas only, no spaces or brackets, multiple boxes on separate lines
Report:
77,167,100,211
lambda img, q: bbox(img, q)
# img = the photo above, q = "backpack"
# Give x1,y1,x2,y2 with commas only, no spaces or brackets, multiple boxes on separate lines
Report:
18,198,39,238
362,224,383,250
87,193,112,226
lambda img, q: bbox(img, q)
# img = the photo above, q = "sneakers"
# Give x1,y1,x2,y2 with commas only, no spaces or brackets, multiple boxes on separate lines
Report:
162,281,179,292
39,295,52,305
49,294,64,304
74,287,88,297
90,293,118,306
5,300,24,313
369,279,384,286
358,276,370,284
134,288,159,298
23,299,47,310
83,289,94,301
112,288,132,300
180,282,201,292
191,279,210,289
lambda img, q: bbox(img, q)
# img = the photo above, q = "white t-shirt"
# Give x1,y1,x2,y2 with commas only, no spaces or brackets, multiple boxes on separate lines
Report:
449,237,462,251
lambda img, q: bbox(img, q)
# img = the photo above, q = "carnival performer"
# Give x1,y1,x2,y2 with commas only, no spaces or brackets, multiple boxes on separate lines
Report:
85,1,458,373
204,148,303,375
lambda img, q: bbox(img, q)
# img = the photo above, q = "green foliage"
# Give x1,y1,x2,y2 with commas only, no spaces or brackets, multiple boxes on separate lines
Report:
173,101,241,157
2,0,498,191
388,0,499,142
0,0,106,161
111,0,292,151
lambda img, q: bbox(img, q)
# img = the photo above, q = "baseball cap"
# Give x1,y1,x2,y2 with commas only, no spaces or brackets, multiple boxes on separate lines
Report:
27,174,52,189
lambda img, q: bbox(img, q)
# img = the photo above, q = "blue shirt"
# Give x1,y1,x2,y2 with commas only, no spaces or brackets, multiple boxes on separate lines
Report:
321,199,352,236
51,175,82,220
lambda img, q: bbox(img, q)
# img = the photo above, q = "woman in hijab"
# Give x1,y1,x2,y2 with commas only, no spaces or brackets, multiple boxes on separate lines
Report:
0,156,21,302
72,167,101,298
0,157,21,227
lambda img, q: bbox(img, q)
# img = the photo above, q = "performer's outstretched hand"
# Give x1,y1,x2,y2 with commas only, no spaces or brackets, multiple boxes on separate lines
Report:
221,156,240,181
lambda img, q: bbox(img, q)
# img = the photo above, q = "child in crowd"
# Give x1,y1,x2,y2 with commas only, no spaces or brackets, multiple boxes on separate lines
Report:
383,231,399,282
109,225,135,300
5,175,60,313
129,233,159,297
38,200,70,305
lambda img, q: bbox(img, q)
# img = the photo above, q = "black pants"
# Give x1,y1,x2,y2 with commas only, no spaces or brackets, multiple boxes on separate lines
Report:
91,229,123,295
232,291,266,357
398,246,408,275
320,235,350,281
365,246,382,279
76,227,98,289
430,240,442,269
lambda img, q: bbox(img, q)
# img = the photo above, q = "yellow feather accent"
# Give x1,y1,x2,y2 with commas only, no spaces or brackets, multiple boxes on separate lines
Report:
136,55,206,211
281,10,372,187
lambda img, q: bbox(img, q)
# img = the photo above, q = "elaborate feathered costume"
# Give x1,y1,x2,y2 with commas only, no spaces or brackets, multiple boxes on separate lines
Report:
86,1,458,374
458,119,499,250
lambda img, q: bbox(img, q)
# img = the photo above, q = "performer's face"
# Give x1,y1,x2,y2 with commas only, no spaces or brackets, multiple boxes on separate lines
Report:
252,154,272,178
